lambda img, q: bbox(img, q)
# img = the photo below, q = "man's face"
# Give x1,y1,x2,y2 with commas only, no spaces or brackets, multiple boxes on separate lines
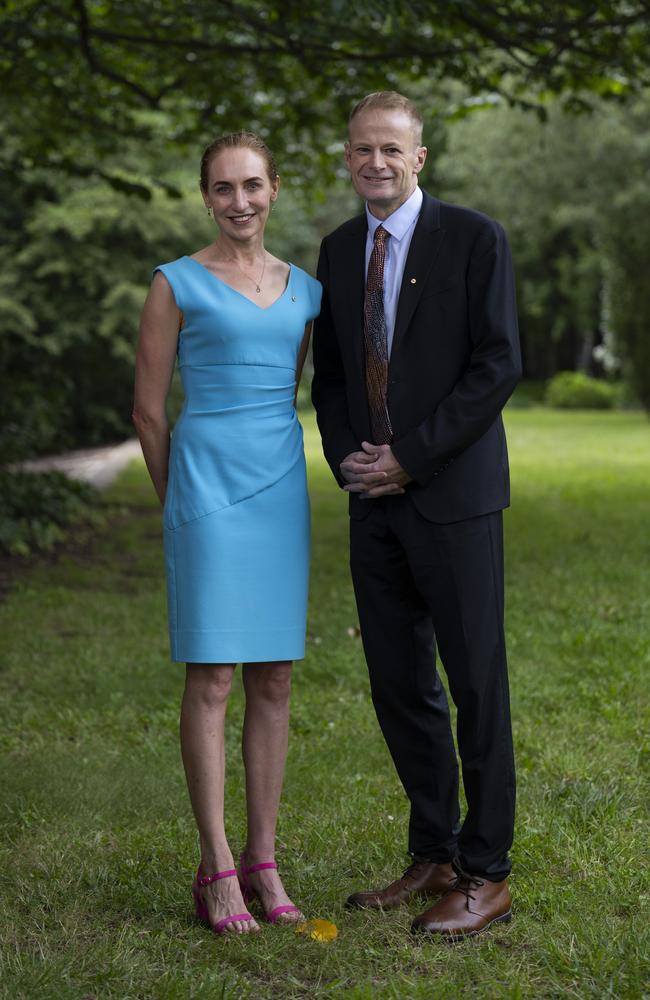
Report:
345,109,427,218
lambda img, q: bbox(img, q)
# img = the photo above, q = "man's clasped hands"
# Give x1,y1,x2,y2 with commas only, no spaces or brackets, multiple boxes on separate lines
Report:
340,441,412,498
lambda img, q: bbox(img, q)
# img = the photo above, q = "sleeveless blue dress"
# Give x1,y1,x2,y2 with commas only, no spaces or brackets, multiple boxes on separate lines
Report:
153,256,322,664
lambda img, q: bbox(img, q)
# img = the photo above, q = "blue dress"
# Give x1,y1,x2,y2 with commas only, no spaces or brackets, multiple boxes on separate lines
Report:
153,256,322,664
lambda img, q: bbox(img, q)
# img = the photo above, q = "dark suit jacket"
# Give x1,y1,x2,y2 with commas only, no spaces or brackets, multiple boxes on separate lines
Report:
311,190,522,523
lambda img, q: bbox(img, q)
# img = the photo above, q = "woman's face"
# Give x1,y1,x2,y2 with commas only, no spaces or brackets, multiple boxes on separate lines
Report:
203,147,279,242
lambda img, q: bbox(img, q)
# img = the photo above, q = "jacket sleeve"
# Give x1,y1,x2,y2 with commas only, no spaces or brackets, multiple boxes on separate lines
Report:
391,220,522,485
311,239,361,487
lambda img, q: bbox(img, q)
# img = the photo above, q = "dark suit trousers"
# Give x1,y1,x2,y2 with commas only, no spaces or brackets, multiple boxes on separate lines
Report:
350,495,515,880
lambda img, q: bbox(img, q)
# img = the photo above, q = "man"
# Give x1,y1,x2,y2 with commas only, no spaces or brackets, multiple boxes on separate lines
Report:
311,92,521,939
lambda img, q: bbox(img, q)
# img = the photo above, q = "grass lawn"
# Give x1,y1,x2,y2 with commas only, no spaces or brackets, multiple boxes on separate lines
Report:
1,407,648,999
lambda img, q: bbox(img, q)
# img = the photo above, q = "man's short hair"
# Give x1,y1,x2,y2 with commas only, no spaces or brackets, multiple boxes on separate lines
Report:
349,92,424,143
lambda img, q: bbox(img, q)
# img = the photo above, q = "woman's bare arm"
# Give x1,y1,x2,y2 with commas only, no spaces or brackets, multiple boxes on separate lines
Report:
132,272,181,505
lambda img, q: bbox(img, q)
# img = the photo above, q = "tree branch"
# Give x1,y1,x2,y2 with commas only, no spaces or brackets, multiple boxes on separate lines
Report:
72,0,160,106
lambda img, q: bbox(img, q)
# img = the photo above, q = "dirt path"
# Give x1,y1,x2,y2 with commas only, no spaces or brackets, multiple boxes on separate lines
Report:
19,439,143,489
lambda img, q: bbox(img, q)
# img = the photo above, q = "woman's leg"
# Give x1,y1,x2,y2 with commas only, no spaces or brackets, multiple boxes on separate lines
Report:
241,661,303,920
180,661,258,933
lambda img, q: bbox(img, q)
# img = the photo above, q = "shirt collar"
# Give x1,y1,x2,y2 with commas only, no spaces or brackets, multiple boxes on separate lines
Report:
366,185,423,242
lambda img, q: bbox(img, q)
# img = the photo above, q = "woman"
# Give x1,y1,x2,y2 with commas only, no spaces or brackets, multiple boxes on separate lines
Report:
133,132,321,936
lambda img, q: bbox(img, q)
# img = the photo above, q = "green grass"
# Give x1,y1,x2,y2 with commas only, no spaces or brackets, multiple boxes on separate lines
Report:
1,408,649,999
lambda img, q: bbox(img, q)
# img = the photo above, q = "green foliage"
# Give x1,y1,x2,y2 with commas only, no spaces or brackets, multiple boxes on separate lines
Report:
0,145,209,462
0,376,69,464
2,2,649,191
595,105,650,411
507,380,547,409
0,471,100,556
438,92,650,410
545,371,616,410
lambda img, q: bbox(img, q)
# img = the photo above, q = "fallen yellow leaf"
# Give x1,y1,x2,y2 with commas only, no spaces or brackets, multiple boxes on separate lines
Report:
295,918,338,943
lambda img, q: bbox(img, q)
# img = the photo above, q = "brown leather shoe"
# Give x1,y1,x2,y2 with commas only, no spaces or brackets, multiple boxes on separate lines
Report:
411,873,512,939
346,860,456,910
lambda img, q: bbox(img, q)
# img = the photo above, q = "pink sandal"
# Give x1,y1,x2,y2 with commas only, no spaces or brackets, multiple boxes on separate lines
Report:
192,867,255,935
238,853,303,924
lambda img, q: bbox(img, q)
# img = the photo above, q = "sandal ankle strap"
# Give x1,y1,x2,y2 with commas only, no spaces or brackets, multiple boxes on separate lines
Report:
197,868,237,887
240,856,278,875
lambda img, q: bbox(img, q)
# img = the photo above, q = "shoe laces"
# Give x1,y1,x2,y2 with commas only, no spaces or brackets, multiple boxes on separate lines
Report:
401,860,429,883
450,870,485,909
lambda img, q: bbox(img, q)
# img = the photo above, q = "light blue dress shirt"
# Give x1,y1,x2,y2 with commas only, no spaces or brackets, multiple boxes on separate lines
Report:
365,185,423,356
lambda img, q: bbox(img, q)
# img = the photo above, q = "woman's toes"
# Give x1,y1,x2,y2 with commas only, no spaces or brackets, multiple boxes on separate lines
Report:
201,882,257,935
234,917,259,933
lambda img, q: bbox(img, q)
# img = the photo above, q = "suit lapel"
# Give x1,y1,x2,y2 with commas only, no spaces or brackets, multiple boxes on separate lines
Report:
392,192,445,355
339,214,367,372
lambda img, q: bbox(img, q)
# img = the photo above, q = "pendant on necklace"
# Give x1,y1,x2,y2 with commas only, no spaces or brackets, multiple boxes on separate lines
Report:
255,286,261,293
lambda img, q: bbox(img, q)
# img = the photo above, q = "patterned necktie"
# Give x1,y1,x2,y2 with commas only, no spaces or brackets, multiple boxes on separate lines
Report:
364,224,393,444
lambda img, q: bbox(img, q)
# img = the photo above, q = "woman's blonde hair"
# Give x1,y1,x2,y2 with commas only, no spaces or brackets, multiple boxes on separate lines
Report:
200,131,279,190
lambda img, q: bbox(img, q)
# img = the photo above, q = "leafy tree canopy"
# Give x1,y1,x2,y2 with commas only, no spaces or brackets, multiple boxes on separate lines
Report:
438,92,650,403
2,0,649,186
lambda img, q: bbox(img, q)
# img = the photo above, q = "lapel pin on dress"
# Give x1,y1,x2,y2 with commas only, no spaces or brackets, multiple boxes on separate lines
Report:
410,278,417,284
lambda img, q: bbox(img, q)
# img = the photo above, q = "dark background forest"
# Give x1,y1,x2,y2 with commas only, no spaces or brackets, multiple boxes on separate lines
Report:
2,0,650,465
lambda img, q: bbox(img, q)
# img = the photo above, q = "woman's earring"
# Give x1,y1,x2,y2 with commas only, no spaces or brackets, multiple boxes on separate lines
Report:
207,206,212,217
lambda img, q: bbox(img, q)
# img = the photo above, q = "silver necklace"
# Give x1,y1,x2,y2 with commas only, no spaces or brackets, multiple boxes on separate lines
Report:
216,250,267,293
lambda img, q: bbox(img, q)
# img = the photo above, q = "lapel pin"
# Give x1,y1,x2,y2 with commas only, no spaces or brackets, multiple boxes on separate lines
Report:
410,278,417,284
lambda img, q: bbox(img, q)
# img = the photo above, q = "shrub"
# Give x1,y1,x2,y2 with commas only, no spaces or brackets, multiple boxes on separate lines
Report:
0,471,101,556
545,371,617,410
507,380,547,409
0,376,69,465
